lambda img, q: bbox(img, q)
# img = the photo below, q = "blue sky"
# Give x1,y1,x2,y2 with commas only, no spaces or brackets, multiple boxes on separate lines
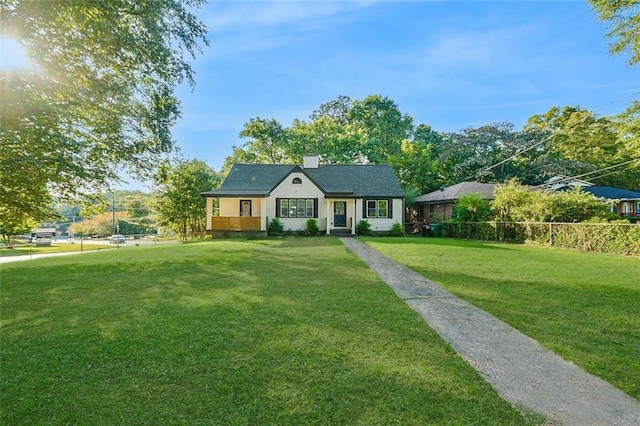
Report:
3,1,639,190
168,0,638,180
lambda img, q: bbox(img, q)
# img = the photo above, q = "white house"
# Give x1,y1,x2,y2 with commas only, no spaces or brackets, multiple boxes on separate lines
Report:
201,155,405,236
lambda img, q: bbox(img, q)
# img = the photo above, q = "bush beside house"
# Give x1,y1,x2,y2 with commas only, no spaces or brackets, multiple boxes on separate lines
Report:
442,181,639,255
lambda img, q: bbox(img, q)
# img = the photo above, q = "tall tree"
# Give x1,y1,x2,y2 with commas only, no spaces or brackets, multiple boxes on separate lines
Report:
434,123,554,186
154,159,220,240
0,0,208,218
347,95,414,164
228,95,414,168
588,0,640,174
309,95,353,125
289,117,362,164
387,124,442,194
526,106,640,188
615,103,640,160
588,0,640,66
237,117,292,164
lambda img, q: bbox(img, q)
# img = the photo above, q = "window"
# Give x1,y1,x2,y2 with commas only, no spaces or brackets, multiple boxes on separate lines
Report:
365,199,390,218
212,198,220,217
636,202,640,215
428,204,435,219
280,199,289,218
294,199,306,217
240,200,251,217
277,198,317,218
292,177,302,184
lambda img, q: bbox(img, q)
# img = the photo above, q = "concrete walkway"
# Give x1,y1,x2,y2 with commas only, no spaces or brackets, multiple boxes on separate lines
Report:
340,238,640,426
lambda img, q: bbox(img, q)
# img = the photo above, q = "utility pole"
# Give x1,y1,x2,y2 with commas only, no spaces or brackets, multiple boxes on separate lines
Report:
112,194,116,235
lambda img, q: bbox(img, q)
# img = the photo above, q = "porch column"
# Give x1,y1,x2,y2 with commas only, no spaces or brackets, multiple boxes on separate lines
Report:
326,199,331,235
351,198,356,235
261,197,267,231
206,197,214,230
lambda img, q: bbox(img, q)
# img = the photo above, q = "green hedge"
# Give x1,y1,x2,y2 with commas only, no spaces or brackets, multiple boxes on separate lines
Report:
443,221,640,256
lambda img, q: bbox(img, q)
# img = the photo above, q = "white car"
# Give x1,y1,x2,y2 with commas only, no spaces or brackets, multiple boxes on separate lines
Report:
109,235,126,244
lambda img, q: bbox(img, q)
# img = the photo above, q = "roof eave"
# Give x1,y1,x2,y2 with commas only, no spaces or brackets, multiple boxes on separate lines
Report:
201,191,270,197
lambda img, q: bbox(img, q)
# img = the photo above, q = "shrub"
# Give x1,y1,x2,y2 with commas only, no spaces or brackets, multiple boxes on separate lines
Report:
391,222,403,237
356,219,371,236
491,180,610,223
444,219,640,255
305,219,319,236
267,218,283,236
453,193,492,222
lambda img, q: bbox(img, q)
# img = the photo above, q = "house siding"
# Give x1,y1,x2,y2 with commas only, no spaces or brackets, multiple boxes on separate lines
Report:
354,198,403,232
218,197,263,218
420,202,455,223
269,172,326,231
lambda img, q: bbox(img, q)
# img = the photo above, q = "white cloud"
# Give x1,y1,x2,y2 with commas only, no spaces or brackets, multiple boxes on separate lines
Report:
206,0,376,33
202,0,379,57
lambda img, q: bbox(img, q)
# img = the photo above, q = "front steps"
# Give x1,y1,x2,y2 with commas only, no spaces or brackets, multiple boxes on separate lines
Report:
329,229,354,237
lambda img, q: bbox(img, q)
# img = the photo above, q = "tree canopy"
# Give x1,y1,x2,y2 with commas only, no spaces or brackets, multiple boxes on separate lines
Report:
154,159,220,240
587,0,640,165
222,94,639,196
0,0,208,222
223,95,413,173
588,0,640,66
526,106,640,189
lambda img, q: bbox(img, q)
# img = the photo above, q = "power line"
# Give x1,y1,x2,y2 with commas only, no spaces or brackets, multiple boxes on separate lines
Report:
566,158,639,180
532,158,640,189
467,115,591,181
584,167,634,183
469,86,640,181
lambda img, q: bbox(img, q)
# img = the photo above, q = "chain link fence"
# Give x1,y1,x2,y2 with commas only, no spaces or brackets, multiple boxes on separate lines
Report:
441,221,640,256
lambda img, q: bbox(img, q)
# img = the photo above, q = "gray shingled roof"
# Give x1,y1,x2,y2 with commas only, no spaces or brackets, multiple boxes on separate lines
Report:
414,182,496,203
573,186,640,200
201,163,404,198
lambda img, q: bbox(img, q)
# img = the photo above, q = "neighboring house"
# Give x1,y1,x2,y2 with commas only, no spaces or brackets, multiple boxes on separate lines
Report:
414,182,496,223
201,155,405,236
544,175,594,191
559,185,640,219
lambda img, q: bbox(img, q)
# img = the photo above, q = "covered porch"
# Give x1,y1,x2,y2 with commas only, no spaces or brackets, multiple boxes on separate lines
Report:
206,196,267,232
325,198,356,235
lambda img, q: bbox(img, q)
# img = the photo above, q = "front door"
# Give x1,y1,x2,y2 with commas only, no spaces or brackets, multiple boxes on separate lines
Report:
334,201,346,227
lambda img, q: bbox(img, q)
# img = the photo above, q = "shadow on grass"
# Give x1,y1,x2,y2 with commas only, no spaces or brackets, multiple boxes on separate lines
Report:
373,251,640,400
361,235,515,250
1,240,541,425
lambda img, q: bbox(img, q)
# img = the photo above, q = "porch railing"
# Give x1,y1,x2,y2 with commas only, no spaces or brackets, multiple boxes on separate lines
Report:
210,217,261,231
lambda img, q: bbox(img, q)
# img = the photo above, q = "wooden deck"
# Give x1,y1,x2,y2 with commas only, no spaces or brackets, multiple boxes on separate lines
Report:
210,217,262,231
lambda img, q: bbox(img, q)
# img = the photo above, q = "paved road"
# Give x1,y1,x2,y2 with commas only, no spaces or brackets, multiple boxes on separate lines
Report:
0,239,178,264
341,237,640,426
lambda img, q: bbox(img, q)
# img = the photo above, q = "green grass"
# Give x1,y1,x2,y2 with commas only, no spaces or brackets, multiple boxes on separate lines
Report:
0,242,112,257
0,238,541,425
363,237,640,400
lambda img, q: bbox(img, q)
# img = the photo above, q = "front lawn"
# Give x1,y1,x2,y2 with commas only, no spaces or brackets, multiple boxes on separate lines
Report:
364,237,640,400
1,238,541,425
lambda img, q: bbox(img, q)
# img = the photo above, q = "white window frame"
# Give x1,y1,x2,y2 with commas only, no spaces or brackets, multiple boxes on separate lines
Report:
279,198,316,218
366,199,389,218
